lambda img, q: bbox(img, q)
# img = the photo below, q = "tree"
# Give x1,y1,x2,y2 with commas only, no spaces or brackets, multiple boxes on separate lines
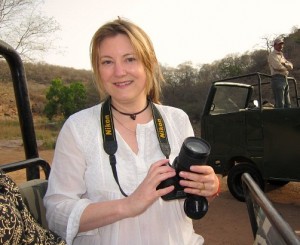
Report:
62,82,87,119
44,79,64,120
216,55,245,79
0,0,60,61
161,62,205,121
44,79,87,120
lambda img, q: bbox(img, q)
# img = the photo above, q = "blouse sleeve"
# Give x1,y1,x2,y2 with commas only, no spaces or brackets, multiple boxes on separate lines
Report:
43,118,93,244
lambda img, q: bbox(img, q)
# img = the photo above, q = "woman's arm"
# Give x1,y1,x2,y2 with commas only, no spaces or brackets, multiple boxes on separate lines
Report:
79,159,176,232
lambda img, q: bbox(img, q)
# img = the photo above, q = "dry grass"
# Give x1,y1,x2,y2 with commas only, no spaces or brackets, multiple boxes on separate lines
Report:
0,119,22,139
0,117,62,150
0,81,61,148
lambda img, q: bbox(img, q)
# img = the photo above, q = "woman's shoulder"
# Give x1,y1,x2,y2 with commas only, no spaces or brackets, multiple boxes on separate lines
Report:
155,104,188,117
58,104,102,140
64,104,101,127
155,104,191,127
69,104,100,119
155,103,194,138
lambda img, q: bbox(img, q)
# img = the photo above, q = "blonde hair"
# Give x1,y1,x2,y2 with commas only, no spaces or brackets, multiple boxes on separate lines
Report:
90,18,164,103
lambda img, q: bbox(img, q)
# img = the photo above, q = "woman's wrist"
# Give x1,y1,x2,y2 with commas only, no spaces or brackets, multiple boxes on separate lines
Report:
120,197,136,218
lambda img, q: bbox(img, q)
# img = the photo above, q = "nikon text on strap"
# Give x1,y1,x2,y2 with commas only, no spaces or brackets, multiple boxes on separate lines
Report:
101,97,171,197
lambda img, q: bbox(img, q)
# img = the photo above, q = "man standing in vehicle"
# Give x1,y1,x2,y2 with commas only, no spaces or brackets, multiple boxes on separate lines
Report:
268,36,293,108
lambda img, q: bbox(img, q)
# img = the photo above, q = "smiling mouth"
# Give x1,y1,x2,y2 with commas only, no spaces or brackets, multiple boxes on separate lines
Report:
114,80,133,87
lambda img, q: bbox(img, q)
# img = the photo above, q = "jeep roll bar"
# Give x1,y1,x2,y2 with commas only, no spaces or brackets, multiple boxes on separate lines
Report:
213,72,299,108
242,173,300,244
0,40,50,180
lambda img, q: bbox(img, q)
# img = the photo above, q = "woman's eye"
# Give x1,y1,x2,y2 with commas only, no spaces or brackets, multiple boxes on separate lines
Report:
126,57,136,62
101,60,112,65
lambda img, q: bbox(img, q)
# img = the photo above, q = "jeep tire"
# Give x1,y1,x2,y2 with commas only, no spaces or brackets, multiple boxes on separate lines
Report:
227,162,265,202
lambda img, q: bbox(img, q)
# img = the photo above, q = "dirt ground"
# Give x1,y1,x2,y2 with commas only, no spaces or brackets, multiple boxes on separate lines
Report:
1,144,299,244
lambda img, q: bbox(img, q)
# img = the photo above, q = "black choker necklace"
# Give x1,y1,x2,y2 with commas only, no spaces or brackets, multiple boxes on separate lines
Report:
111,100,150,120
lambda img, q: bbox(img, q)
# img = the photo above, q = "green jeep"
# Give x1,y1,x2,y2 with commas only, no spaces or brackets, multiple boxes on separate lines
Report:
201,73,300,201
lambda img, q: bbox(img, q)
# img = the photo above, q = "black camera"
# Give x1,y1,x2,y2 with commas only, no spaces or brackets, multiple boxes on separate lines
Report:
157,136,211,219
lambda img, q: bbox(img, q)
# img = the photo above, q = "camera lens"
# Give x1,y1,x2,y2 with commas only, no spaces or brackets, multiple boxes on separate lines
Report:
177,137,211,170
158,136,211,220
183,137,210,159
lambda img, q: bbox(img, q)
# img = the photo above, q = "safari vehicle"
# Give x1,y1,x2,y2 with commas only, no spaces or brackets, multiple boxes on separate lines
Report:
201,72,300,201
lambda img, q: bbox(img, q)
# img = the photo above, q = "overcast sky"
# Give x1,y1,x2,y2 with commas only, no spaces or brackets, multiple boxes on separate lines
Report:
41,0,300,70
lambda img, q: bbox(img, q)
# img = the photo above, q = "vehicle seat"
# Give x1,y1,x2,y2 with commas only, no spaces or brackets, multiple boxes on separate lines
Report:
0,170,66,244
18,179,48,229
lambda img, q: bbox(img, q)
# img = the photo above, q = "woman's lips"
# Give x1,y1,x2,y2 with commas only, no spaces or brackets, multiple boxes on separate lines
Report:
114,80,133,87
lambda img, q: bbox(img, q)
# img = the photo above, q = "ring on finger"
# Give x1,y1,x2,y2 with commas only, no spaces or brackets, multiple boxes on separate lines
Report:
199,182,205,190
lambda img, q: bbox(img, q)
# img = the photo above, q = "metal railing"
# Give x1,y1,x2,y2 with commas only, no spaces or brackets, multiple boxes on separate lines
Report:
214,72,299,108
0,158,51,179
242,173,300,244
0,40,48,180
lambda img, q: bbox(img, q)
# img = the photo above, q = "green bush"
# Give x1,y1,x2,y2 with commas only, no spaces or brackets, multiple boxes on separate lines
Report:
44,79,87,120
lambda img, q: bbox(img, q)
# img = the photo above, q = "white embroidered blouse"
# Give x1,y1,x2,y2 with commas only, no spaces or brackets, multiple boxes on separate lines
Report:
44,103,204,245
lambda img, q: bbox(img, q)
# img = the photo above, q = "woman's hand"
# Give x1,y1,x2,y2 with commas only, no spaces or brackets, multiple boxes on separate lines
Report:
179,165,220,200
124,159,176,217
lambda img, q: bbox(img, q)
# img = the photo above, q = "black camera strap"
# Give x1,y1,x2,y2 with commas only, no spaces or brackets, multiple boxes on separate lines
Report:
101,97,171,197
149,101,171,158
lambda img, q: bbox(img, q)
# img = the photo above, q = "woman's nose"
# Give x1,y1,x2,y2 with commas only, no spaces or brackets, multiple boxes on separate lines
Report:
114,61,126,76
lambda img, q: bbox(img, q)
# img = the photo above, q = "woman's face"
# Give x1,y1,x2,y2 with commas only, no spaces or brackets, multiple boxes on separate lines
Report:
98,34,147,103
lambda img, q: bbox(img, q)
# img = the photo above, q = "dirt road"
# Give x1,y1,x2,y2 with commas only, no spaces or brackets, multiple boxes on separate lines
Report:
1,146,299,244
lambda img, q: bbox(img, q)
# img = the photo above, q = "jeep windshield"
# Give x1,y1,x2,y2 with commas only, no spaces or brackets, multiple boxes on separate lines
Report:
206,82,252,115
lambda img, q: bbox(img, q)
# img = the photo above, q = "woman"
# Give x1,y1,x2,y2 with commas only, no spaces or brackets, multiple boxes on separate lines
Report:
44,18,220,245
